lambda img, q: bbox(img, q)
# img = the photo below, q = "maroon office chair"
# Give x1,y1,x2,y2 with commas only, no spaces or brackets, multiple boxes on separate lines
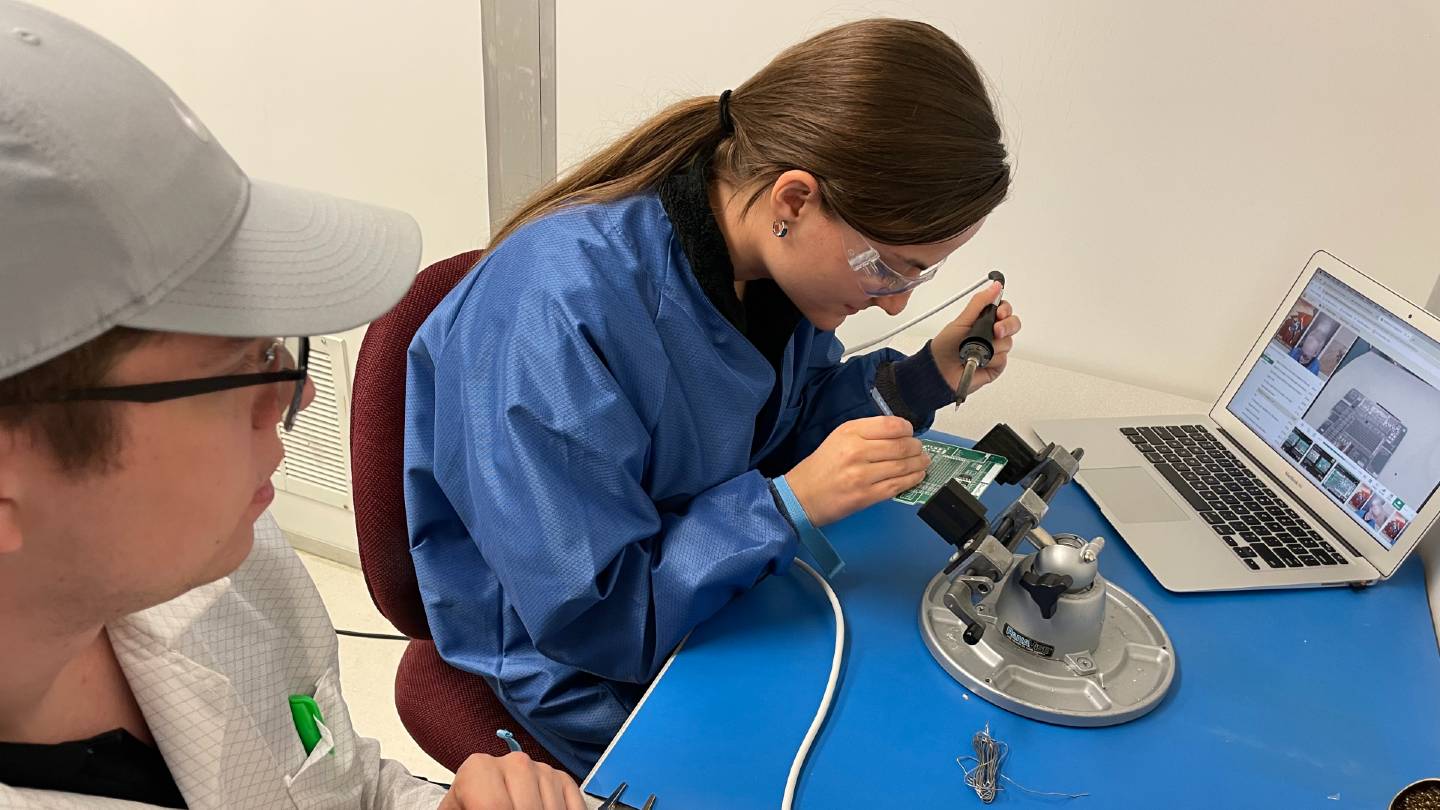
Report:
349,249,564,772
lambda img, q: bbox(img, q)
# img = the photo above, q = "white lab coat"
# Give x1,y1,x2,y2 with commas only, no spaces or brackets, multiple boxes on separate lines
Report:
0,512,445,809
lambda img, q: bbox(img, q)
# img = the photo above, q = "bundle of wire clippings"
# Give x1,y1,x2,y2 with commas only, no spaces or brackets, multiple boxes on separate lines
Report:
959,724,1003,803
957,724,1090,804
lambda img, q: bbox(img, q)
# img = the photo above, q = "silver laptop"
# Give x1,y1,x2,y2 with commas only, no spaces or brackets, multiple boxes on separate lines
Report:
1035,251,1440,592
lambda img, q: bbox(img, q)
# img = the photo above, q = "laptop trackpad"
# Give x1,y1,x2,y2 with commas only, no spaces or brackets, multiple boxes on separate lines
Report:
1082,467,1190,524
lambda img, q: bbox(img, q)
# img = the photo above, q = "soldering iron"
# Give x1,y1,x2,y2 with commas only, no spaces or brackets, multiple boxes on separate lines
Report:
953,270,1005,406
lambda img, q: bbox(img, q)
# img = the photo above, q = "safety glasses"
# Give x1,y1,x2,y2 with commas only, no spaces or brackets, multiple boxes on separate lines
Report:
1,337,311,432
840,225,947,297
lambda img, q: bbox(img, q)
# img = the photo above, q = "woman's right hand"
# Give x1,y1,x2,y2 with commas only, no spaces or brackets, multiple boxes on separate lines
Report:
785,416,930,526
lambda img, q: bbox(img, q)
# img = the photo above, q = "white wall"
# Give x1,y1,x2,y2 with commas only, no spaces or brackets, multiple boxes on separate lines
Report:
31,0,490,267
557,1,1440,401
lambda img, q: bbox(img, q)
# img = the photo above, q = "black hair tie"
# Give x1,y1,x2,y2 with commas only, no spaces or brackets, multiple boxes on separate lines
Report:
718,89,734,134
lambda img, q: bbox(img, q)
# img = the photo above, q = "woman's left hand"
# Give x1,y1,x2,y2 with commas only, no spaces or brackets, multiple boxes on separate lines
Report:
929,281,1021,396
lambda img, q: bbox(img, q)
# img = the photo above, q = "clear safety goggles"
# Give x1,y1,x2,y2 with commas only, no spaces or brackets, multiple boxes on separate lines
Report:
841,225,947,297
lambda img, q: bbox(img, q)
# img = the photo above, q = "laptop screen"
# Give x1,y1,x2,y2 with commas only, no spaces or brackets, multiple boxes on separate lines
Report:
1226,269,1440,550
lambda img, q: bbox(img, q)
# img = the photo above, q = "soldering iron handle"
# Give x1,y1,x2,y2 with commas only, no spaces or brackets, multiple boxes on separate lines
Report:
959,274,1003,362
951,272,1005,406
959,304,998,364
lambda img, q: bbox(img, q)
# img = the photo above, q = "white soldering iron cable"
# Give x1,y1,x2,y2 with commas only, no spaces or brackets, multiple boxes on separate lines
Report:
782,558,846,810
840,274,999,358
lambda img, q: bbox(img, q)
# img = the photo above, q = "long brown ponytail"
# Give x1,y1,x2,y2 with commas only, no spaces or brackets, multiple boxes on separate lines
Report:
489,18,1009,249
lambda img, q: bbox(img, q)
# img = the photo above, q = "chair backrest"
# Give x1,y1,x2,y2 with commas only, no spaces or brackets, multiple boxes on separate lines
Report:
350,249,483,639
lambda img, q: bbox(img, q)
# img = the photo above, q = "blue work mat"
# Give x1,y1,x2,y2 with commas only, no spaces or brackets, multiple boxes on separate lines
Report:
585,432,1440,808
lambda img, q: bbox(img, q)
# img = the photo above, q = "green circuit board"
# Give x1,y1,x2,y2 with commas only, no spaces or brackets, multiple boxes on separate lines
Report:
894,439,1008,505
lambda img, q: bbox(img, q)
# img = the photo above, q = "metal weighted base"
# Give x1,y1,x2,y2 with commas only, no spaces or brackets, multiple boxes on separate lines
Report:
919,570,1176,726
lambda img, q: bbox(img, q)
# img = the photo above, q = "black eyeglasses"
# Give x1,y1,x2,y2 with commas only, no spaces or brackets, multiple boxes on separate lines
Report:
2,337,311,432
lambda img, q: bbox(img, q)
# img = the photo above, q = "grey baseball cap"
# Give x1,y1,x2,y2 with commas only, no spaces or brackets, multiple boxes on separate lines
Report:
0,1,422,378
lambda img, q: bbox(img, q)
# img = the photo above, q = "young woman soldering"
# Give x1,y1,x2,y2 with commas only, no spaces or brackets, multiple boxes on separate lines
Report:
403,18,1020,772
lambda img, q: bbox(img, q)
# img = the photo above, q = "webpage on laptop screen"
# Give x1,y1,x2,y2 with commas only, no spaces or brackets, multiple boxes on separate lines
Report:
1227,270,1440,550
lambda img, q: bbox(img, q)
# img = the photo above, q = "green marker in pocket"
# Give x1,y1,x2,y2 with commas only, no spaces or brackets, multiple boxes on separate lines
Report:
289,694,328,756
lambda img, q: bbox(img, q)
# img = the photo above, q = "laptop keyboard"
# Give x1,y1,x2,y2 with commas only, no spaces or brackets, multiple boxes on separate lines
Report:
1120,425,1351,572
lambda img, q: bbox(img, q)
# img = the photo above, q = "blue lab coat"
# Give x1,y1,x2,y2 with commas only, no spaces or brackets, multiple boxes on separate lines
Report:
404,188,940,773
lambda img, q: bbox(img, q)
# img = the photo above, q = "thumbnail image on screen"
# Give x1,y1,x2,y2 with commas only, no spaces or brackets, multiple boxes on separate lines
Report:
1301,445,1335,479
1322,466,1360,501
1289,313,1341,375
1282,428,1313,462
1383,513,1409,541
1361,497,1395,531
1317,327,1359,379
1349,483,1374,511
1274,299,1317,350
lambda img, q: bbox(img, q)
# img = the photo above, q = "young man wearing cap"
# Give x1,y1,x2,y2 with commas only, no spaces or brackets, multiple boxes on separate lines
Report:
0,3,582,808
